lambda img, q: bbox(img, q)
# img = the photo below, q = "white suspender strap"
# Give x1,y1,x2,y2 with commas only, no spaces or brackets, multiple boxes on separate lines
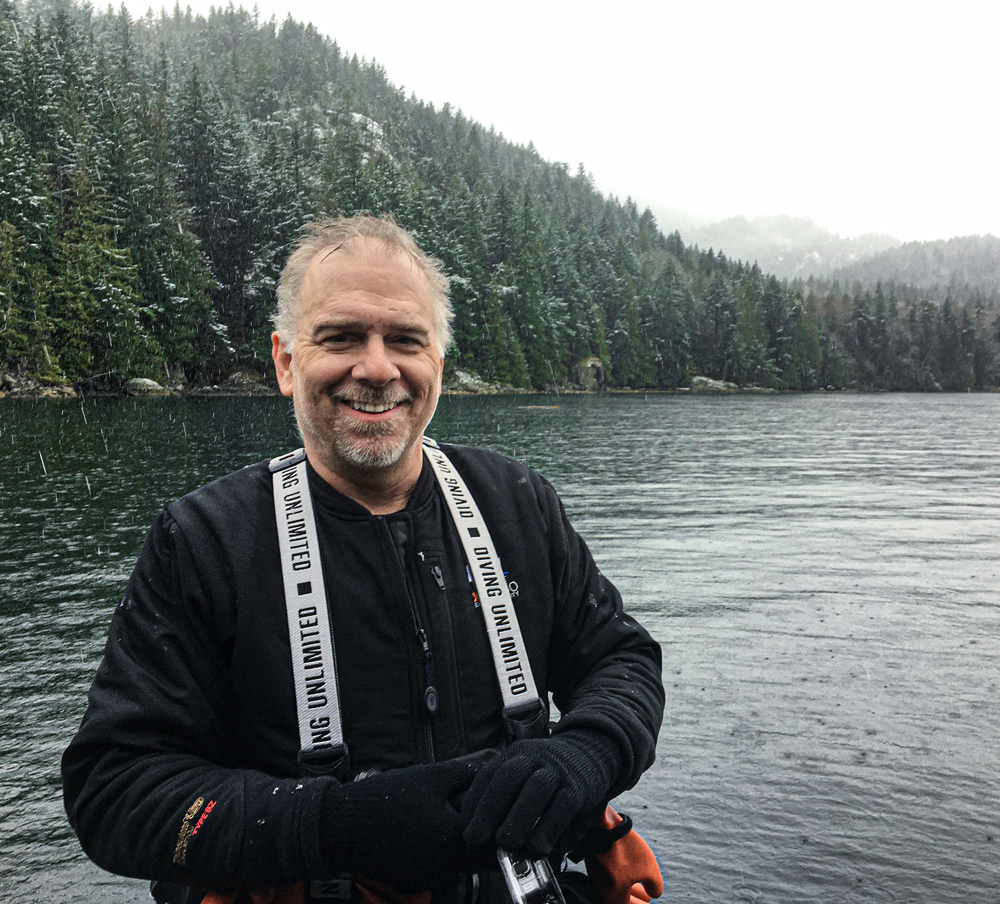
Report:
422,438,545,734
269,448,348,778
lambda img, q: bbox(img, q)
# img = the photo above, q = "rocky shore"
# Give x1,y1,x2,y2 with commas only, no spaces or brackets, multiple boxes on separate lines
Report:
1,368,812,399
1,367,577,398
0,370,281,399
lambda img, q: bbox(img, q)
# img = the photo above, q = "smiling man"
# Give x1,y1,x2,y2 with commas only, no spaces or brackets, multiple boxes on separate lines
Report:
63,216,664,904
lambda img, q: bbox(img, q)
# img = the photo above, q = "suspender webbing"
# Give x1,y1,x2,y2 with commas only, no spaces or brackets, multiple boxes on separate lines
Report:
421,438,543,731
269,449,348,778
270,441,545,780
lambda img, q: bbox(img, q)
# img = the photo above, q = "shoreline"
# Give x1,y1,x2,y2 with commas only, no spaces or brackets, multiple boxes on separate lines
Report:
7,385,993,401
4,374,995,401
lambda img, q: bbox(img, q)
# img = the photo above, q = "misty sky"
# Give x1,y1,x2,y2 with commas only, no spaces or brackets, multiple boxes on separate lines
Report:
120,0,999,243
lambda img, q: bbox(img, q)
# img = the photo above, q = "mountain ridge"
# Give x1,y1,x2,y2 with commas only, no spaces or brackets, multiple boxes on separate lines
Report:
821,234,1000,303
669,213,902,279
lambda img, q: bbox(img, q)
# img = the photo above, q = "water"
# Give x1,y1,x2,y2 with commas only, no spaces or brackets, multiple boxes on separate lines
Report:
1,393,998,902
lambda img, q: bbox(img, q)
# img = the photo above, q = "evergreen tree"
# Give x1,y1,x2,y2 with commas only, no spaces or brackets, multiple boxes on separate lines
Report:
937,298,973,390
914,300,941,390
479,263,528,386
732,269,776,386
0,220,53,376
48,165,163,384
970,302,996,389
644,259,692,387
783,296,822,390
693,275,738,381
511,191,560,387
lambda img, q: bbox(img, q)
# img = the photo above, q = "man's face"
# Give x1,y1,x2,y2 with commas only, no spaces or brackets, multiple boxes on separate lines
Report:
272,238,443,483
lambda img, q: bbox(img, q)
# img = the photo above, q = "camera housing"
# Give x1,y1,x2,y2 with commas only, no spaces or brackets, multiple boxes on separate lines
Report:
497,849,566,904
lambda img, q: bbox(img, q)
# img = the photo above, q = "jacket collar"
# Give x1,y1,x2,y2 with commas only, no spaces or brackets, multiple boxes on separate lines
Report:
304,453,438,519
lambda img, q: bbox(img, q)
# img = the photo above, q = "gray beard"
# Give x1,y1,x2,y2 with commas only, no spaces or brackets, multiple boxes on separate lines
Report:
331,421,408,470
300,386,413,472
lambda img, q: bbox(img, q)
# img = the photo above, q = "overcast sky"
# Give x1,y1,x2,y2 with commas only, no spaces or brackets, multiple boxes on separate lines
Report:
123,0,999,243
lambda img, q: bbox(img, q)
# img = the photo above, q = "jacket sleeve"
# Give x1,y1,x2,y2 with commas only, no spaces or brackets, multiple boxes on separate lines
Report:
61,510,330,889
539,478,664,799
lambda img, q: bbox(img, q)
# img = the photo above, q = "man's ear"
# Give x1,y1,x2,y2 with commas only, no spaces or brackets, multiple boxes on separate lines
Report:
272,332,294,398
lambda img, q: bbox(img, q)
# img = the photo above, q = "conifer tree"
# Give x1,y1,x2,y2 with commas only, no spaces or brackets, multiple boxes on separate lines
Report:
645,258,693,387
783,296,822,390
937,297,973,390
0,220,50,375
694,275,738,381
733,268,776,386
512,191,559,386
479,263,528,386
48,165,163,384
436,174,487,372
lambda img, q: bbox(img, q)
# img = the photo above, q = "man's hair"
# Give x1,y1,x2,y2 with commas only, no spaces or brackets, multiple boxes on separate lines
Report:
273,214,453,354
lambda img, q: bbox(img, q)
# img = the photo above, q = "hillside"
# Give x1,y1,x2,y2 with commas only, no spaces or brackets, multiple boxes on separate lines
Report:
822,235,1000,304
678,215,1000,307
2,0,1000,394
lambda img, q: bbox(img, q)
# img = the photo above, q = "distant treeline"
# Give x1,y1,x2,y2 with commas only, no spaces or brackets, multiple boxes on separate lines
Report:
2,0,999,391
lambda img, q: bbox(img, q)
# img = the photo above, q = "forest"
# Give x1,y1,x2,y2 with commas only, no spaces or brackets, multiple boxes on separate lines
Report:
2,0,999,393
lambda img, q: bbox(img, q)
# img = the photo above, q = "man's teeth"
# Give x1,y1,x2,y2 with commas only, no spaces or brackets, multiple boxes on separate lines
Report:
348,400,399,413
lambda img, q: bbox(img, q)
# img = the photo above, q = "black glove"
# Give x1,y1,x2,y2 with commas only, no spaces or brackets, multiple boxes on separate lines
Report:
459,730,622,858
319,750,497,892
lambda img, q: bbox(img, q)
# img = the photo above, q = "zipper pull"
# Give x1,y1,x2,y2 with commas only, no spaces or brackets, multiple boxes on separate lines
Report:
466,565,480,606
431,565,446,590
416,628,438,715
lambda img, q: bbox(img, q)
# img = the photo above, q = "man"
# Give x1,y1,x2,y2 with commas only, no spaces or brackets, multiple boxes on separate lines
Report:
62,216,664,903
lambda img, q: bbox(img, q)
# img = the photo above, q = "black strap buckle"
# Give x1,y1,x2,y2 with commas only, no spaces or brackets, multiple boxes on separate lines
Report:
298,743,350,780
502,698,549,742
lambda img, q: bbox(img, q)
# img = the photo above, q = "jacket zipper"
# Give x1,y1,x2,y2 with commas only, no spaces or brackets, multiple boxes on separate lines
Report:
378,517,437,763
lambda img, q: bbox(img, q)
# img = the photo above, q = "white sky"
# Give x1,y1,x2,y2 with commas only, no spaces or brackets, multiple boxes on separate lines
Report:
123,0,1000,242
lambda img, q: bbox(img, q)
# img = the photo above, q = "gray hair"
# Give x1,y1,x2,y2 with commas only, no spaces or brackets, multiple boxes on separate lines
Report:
273,215,453,355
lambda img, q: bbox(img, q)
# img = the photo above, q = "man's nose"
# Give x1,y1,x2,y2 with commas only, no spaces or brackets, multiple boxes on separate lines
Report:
352,337,400,385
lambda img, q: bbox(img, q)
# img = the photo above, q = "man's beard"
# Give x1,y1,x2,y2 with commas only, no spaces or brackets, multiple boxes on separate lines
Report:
298,384,415,472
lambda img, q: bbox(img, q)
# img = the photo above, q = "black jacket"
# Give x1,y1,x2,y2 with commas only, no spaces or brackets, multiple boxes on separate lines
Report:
62,444,663,890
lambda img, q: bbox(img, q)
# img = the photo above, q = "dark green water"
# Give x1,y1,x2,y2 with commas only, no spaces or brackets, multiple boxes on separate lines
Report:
1,393,998,902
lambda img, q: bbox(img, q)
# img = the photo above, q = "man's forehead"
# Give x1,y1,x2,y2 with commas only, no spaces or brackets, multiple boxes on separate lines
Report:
302,240,427,300
310,236,420,278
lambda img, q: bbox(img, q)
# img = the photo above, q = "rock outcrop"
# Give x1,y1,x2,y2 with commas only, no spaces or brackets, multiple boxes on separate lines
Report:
689,376,739,393
571,357,605,391
125,378,170,396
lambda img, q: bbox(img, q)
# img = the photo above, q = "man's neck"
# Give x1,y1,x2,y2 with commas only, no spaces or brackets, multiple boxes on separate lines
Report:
307,444,424,515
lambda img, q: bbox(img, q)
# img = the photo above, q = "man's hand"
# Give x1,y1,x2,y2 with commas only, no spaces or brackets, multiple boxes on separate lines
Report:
320,751,496,892
459,731,621,858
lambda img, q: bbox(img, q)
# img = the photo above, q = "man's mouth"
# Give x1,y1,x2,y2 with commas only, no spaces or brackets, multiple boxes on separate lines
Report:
340,397,408,414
